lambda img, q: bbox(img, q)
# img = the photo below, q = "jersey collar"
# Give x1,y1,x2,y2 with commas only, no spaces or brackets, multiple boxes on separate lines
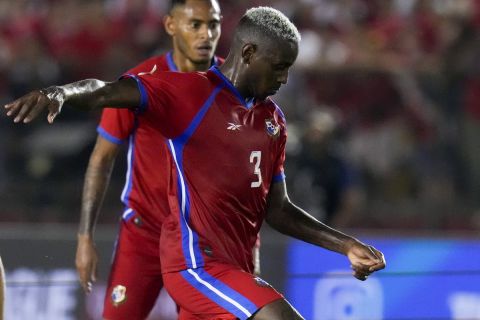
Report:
166,51,179,71
167,51,221,72
209,66,254,109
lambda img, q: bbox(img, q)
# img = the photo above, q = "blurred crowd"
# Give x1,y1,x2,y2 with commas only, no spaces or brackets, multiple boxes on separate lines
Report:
1,0,480,231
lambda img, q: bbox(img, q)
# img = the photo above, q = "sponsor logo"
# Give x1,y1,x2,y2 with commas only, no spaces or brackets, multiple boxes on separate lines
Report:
227,122,242,131
111,285,127,306
265,118,280,138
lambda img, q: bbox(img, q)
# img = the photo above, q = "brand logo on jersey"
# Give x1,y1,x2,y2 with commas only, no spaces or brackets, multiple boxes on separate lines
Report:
254,277,271,288
227,122,242,131
265,118,280,138
111,285,127,306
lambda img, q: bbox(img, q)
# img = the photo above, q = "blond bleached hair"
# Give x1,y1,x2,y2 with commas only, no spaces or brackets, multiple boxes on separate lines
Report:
242,6,301,44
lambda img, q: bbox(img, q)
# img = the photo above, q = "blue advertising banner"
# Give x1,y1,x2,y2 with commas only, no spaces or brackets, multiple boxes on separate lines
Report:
286,237,480,320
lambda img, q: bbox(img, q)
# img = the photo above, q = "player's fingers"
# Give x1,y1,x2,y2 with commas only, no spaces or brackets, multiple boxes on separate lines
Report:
4,100,24,119
77,265,92,293
368,248,386,272
92,261,97,283
4,102,17,115
24,104,47,123
352,270,369,281
12,97,39,123
46,111,59,124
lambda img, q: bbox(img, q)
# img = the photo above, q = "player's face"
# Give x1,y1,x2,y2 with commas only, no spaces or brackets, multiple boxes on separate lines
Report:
167,0,221,64
245,39,298,101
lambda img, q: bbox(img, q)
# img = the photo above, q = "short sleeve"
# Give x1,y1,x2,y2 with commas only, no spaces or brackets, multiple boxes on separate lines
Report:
122,71,213,139
97,108,135,144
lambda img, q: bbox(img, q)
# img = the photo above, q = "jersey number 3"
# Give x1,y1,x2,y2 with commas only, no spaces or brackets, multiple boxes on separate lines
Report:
250,151,262,188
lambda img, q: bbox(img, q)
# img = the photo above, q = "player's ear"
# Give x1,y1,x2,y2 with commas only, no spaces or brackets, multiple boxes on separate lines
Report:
164,15,176,36
241,43,256,65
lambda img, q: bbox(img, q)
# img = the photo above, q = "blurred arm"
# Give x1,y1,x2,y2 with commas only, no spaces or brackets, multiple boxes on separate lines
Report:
0,256,4,320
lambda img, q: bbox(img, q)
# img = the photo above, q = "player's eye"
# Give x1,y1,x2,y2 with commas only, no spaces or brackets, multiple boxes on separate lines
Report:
209,21,219,30
190,21,202,30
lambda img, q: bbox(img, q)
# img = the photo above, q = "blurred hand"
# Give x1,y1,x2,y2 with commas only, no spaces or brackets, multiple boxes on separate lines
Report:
345,240,385,281
4,88,63,124
76,234,98,293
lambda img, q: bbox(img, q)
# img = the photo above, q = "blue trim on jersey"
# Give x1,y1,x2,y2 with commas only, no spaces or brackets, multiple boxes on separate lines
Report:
176,85,224,145
97,126,124,145
180,268,258,320
273,102,286,122
167,140,201,269
166,51,178,71
120,119,139,207
272,171,286,183
122,207,135,221
122,74,148,113
166,85,224,269
210,66,253,109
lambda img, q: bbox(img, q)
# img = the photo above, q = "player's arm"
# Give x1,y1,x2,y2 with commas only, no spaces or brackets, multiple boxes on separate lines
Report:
265,180,386,280
4,78,140,124
76,136,120,293
0,256,5,320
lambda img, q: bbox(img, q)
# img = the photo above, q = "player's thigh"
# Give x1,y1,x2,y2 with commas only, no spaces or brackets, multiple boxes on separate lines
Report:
103,216,164,319
251,298,304,320
163,263,283,320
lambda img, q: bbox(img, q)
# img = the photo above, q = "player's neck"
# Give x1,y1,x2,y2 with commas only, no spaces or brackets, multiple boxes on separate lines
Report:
219,59,252,100
172,52,210,72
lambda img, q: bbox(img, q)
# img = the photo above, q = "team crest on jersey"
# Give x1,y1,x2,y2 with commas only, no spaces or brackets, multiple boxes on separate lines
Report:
265,118,280,138
253,276,271,288
111,285,127,306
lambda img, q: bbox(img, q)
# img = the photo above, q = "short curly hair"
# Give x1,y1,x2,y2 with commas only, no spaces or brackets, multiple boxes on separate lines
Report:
237,7,300,44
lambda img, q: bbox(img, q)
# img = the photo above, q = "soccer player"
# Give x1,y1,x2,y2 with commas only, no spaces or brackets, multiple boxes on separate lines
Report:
5,7,386,319
75,0,223,319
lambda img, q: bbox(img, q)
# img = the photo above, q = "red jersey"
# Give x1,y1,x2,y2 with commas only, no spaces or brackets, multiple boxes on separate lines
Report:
98,52,221,231
128,67,287,273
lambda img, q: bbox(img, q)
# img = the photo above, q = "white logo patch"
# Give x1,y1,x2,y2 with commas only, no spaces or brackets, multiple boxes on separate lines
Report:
227,122,242,131
111,285,127,306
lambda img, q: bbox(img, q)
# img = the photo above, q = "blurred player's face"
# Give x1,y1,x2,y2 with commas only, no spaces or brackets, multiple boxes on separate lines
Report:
242,39,298,101
165,0,221,68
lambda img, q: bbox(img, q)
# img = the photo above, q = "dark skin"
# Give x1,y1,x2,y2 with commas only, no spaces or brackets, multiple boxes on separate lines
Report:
4,33,386,320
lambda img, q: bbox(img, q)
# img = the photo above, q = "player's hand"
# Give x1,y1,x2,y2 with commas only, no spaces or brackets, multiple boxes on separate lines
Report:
4,88,62,124
76,234,99,293
345,240,385,281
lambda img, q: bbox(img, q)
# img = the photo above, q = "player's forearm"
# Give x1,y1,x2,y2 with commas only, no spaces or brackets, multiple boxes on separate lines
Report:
44,78,140,111
267,200,357,255
0,256,4,320
78,157,116,236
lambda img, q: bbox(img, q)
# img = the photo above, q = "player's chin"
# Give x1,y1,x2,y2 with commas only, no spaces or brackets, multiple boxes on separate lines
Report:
191,56,212,65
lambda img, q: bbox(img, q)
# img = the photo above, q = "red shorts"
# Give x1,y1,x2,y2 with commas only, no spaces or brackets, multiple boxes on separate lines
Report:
163,263,283,320
103,211,172,319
